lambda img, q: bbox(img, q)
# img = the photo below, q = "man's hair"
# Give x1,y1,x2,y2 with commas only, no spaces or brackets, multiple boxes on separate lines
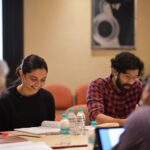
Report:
111,52,144,75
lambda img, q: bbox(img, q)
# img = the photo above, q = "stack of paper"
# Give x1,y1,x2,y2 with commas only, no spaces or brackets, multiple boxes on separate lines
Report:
0,141,52,150
15,121,60,135
15,127,60,135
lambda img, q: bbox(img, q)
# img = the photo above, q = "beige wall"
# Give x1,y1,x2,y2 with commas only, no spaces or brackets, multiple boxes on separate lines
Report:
24,0,150,94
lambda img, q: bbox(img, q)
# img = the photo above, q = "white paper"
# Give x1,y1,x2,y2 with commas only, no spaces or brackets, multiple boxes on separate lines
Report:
15,126,60,135
0,142,52,150
41,121,60,128
14,121,61,135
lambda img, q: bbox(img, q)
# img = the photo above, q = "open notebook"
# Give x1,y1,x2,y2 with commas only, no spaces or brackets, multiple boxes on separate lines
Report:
15,121,60,135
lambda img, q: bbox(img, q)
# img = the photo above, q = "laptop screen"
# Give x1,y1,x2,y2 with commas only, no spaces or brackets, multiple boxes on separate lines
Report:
95,127,125,150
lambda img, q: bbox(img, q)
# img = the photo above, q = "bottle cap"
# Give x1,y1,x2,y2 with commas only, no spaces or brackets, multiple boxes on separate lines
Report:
62,113,68,119
69,108,74,113
90,121,97,126
78,107,83,112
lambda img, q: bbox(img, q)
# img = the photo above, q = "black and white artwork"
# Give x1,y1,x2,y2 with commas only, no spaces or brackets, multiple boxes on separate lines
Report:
92,0,136,49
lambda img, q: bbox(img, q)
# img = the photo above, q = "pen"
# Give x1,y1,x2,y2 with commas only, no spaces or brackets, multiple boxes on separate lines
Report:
0,132,9,136
52,144,88,149
17,134,41,138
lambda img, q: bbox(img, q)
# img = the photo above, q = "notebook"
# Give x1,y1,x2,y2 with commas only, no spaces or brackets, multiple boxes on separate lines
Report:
14,121,60,135
94,126,125,150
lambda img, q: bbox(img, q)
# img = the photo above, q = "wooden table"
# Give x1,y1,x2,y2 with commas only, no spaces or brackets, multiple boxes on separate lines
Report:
9,131,88,149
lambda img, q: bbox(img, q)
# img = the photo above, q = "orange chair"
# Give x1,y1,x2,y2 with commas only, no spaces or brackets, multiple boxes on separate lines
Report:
65,104,90,125
44,84,73,121
75,84,89,104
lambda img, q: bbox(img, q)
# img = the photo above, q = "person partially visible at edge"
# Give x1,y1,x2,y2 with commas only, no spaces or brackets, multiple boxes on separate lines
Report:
139,76,150,106
0,54,55,131
113,77,150,150
0,60,9,93
113,106,150,150
87,52,144,126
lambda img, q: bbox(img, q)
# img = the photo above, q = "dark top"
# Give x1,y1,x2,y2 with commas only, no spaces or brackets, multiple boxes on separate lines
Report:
87,76,143,120
0,86,55,131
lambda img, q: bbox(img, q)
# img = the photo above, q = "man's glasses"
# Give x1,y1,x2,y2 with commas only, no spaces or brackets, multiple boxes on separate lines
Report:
123,73,141,81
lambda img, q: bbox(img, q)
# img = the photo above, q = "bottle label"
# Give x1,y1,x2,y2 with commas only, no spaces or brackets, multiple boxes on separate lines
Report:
61,128,70,135
88,135,95,144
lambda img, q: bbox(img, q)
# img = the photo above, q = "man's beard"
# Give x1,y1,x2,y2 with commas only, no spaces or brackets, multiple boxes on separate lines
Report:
115,75,132,92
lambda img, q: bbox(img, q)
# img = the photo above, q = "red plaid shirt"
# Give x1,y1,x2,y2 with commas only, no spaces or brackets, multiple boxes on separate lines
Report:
87,76,143,120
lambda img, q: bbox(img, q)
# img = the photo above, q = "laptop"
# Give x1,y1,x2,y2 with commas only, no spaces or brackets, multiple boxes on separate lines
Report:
94,126,125,150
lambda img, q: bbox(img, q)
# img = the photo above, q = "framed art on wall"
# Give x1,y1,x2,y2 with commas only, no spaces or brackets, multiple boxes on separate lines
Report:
92,0,136,49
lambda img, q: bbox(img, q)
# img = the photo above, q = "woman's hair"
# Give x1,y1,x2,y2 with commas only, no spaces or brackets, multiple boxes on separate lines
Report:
13,55,48,85
16,54,48,76
111,52,144,75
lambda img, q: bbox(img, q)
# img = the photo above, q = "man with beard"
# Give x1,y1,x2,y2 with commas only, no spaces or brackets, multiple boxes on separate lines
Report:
87,52,144,126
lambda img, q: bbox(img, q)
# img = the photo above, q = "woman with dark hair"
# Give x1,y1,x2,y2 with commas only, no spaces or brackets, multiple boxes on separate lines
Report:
0,54,55,131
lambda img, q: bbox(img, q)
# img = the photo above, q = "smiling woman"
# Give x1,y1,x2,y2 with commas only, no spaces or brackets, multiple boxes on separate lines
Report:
0,54,55,132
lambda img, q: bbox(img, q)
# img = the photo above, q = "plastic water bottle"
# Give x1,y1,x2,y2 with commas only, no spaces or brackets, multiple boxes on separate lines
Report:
60,114,71,145
68,108,77,135
88,121,97,150
76,107,86,135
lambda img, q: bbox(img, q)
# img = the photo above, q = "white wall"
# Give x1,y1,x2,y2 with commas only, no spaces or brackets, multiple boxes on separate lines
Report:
24,0,150,94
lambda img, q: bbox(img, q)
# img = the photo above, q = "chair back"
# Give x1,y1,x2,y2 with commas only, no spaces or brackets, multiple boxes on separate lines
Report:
76,84,89,104
44,84,73,110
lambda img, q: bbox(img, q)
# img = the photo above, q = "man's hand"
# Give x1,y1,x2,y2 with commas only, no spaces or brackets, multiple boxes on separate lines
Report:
96,113,127,126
